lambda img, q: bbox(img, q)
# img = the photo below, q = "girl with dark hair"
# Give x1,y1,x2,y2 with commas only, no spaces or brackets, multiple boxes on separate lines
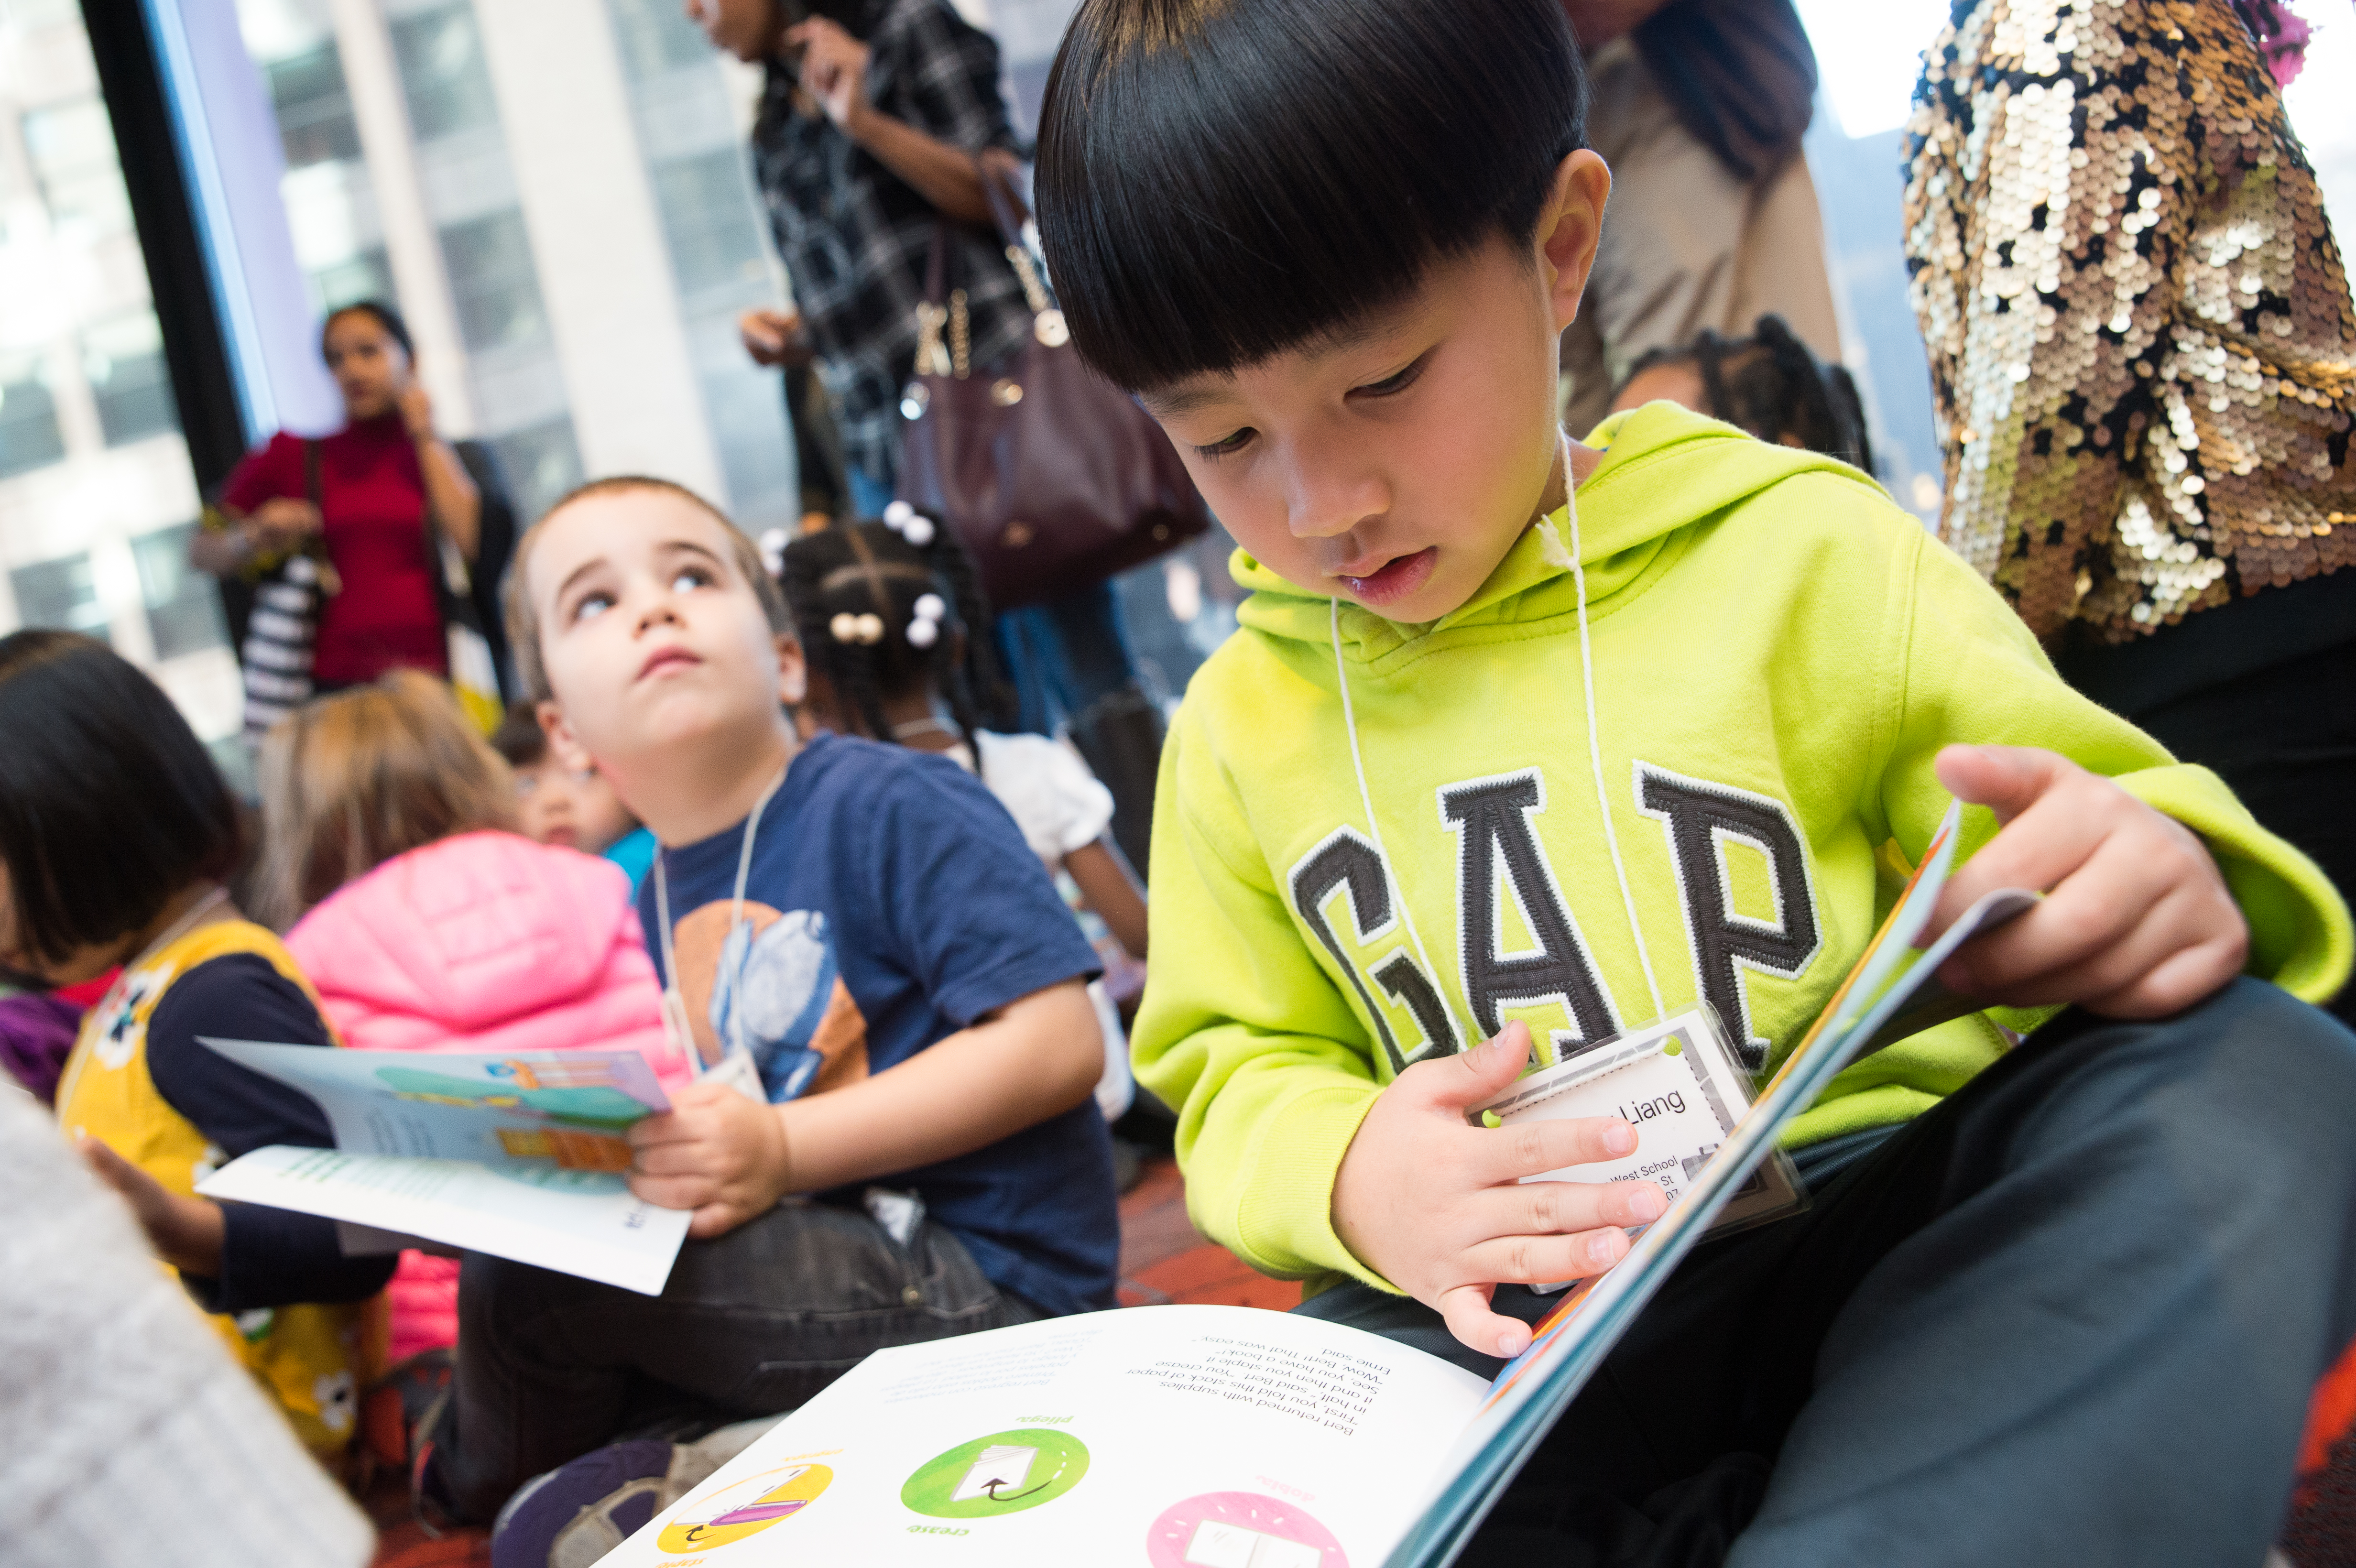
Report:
1610,312,1876,474
778,509,1147,1118
192,300,516,719
0,631,393,1460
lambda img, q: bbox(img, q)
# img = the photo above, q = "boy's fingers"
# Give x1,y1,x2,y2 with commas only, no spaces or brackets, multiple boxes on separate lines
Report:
1971,883,2242,1012
1438,1284,1534,1360
1471,1113,1637,1187
1929,761,2111,938
2084,934,2247,1019
1949,869,2183,1001
687,1203,744,1241
1416,1022,1532,1113
1460,1225,1630,1288
1933,744,2071,827
629,1139,715,1177
629,1112,687,1149
1940,834,2156,992
1476,1177,1663,1240
627,1169,712,1211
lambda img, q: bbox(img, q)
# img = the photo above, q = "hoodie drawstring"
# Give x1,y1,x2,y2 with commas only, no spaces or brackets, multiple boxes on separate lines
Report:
1537,432,1667,1026
1330,432,1666,1057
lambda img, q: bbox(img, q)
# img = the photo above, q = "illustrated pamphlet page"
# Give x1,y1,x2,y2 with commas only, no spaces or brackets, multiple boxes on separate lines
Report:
191,1041,690,1294
600,1305,1490,1567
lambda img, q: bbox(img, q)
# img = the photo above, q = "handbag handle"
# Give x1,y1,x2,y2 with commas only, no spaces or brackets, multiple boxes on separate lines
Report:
914,225,967,379
974,150,1069,348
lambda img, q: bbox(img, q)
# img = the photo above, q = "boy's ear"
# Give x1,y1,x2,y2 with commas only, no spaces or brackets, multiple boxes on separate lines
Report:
539,700,596,773
1538,150,1613,337
774,633,809,708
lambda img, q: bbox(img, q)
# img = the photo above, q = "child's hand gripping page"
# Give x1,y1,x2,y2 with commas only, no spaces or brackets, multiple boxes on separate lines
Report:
1929,745,2248,1018
1331,1021,1668,1359
627,1077,795,1239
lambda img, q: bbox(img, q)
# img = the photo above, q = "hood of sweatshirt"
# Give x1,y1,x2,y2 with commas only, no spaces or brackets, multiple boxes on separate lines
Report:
287,831,644,1034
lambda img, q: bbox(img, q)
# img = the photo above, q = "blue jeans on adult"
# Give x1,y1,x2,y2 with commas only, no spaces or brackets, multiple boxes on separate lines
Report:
845,462,896,522
996,584,1141,737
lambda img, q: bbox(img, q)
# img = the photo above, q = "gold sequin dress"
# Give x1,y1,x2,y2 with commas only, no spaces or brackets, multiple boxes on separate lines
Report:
1904,0,2356,656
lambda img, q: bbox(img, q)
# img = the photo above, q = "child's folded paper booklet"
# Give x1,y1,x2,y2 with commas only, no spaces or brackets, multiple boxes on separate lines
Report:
192,1042,691,1294
597,803,2034,1567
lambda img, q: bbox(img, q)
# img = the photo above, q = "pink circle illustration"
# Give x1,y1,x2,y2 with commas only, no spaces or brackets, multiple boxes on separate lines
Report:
1145,1490,1348,1568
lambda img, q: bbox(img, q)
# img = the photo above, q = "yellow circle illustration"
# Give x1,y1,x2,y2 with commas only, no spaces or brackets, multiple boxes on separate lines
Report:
656,1462,834,1551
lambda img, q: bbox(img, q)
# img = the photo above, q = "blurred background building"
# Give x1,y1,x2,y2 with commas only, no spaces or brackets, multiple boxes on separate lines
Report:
0,0,2348,746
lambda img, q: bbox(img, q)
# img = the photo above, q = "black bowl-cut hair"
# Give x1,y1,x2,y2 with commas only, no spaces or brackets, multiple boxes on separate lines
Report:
0,631,242,967
1036,0,1588,393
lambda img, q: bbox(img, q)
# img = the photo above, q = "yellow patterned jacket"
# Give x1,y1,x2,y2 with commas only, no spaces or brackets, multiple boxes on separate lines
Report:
54,920,383,1459
1904,0,2355,648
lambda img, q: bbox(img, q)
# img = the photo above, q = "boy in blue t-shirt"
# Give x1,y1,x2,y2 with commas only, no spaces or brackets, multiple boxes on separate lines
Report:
424,476,1115,1524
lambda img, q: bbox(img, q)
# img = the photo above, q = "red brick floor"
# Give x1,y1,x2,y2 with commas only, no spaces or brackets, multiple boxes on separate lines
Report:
367,1155,1286,1565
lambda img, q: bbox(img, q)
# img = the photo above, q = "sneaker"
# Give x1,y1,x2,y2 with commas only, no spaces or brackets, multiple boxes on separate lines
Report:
490,1421,776,1568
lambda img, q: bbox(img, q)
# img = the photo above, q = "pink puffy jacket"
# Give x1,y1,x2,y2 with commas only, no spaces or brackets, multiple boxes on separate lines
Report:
286,831,684,1361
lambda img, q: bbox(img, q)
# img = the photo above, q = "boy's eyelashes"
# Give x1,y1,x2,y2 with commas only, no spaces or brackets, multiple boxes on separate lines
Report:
1184,353,1435,459
1351,352,1430,400
1193,427,1256,461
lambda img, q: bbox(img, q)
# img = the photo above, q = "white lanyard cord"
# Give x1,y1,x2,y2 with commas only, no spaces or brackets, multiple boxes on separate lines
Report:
1540,432,1667,1024
653,762,789,1069
1331,595,1454,1043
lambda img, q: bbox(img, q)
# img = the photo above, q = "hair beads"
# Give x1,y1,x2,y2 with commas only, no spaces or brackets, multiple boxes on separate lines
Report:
777,516,1013,759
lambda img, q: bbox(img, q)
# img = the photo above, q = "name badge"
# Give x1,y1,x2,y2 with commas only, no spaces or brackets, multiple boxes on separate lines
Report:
1473,1006,1804,1286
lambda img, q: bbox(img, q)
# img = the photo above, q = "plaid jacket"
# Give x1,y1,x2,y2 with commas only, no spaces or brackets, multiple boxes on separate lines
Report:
750,0,1031,483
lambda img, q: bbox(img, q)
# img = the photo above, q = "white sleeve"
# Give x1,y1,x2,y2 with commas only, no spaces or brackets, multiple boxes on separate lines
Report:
977,732,1115,862
1035,737,1116,856
0,1087,374,1568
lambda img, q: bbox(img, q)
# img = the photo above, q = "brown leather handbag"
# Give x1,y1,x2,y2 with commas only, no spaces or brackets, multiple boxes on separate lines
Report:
894,161,1211,609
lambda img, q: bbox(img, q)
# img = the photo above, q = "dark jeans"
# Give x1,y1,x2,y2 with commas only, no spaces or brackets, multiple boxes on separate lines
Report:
2127,639,2356,1026
432,1200,1037,1524
1299,979,2356,1567
996,580,1143,736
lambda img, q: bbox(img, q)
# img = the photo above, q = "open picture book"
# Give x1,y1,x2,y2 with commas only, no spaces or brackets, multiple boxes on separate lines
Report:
193,1040,692,1294
595,801,2036,1567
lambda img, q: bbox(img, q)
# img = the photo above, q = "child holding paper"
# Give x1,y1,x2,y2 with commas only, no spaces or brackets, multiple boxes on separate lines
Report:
261,671,684,1364
0,630,393,1459
415,478,1116,1524
1036,0,2356,1560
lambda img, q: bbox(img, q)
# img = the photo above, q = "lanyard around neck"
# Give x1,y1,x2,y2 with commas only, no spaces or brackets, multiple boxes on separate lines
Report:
653,765,789,1077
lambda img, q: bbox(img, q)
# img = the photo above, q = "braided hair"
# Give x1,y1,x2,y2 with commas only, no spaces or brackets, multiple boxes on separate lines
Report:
1618,313,1875,476
776,509,1014,763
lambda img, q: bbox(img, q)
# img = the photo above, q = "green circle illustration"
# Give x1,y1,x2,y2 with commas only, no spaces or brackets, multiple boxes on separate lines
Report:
900,1427,1090,1519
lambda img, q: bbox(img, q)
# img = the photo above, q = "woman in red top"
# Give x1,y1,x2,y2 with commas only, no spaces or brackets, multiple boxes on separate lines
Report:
194,303,481,689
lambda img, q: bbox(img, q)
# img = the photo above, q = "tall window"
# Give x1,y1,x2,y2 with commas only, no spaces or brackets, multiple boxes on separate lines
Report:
0,3,235,736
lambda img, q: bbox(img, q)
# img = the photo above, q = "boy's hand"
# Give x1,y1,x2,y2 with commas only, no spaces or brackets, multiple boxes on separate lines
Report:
78,1132,227,1278
1331,1023,1667,1359
629,1081,794,1239
1931,744,2248,1018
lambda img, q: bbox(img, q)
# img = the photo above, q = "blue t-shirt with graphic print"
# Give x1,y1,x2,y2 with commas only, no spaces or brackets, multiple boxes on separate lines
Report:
640,733,1116,1317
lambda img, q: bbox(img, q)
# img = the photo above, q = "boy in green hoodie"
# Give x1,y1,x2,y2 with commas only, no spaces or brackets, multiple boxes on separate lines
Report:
1035,0,2356,1561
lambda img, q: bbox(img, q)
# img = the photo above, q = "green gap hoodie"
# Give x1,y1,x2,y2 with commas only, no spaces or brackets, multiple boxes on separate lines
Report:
1134,402,2351,1297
